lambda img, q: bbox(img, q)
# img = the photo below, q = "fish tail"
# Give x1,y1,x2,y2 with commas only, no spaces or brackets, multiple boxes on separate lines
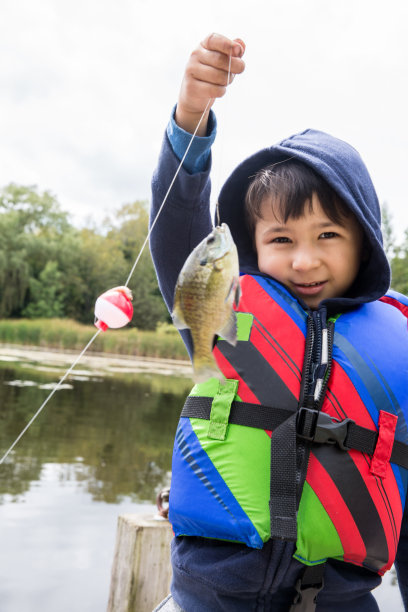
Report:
193,353,224,383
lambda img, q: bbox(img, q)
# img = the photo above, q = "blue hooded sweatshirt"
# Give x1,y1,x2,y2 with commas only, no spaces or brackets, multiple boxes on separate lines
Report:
150,111,408,611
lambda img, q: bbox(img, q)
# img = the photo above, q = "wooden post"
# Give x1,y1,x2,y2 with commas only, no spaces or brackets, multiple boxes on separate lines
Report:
107,514,173,612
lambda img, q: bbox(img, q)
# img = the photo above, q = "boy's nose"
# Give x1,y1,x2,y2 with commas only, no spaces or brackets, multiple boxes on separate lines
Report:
292,248,320,272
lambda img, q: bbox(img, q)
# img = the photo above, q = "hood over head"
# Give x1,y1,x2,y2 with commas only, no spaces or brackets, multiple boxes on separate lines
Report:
217,129,390,310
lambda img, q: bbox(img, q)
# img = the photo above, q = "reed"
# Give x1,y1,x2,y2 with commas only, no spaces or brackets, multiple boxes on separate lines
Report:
0,319,188,361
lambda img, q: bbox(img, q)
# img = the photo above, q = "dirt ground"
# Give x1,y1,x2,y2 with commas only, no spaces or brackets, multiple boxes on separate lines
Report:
0,344,193,378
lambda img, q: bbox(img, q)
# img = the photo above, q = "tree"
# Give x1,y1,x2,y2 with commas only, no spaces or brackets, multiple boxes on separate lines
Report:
0,196,30,317
0,185,169,328
390,229,408,295
105,201,169,330
22,261,65,318
381,202,395,262
62,228,129,323
0,184,71,317
0,183,69,233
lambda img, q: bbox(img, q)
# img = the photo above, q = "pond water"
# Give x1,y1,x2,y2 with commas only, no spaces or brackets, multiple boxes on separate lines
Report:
0,353,191,612
0,351,403,611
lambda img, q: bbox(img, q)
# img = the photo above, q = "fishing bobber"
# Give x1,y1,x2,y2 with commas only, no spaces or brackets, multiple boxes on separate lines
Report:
94,286,133,331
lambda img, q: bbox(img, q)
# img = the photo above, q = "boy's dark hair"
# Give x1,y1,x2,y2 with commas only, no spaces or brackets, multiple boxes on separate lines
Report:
245,159,351,236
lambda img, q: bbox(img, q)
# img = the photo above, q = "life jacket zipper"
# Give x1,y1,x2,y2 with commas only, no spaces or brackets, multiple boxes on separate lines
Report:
300,307,334,410
299,315,315,408
295,308,334,508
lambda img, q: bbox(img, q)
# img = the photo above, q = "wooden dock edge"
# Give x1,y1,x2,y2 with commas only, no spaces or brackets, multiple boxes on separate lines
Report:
107,514,173,612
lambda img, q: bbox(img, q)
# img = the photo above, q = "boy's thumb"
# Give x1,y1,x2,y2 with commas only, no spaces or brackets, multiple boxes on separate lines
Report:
233,38,245,58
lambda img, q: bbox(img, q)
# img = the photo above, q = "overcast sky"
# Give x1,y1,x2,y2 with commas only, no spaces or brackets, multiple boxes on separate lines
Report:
1,0,407,238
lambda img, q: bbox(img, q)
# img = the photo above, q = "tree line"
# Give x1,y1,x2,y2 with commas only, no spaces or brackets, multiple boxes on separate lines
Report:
1,185,407,331
0,183,168,330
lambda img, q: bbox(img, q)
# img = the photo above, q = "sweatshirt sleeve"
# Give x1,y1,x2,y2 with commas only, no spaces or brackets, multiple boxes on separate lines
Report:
166,105,217,173
149,111,216,357
394,498,408,608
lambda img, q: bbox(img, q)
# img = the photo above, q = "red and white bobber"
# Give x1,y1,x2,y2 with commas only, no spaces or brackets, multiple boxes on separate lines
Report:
94,286,133,331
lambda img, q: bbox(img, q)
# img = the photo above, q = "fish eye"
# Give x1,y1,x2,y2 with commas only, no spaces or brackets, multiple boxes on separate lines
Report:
207,235,215,244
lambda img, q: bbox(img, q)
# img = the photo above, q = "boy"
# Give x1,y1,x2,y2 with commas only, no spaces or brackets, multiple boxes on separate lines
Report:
150,34,408,611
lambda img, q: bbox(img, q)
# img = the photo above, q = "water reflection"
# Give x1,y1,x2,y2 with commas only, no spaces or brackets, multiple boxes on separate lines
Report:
0,360,191,504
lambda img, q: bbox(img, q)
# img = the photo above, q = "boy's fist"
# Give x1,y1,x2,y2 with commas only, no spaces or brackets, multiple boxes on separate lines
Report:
176,33,245,135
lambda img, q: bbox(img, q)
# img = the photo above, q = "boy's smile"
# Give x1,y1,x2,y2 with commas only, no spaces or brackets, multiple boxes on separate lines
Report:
254,194,364,309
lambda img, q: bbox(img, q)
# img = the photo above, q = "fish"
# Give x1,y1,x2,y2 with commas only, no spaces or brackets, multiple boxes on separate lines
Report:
172,223,241,382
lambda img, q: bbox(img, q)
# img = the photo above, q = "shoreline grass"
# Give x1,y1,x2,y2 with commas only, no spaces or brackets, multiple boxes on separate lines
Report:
0,319,188,361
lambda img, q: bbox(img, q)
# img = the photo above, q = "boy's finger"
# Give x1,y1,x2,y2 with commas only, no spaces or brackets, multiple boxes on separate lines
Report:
198,47,245,76
187,62,237,88
183,76,228,102
201,33,245,58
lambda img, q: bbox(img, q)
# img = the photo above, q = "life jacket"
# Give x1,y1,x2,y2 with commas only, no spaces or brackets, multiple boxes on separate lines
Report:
169,274,408,577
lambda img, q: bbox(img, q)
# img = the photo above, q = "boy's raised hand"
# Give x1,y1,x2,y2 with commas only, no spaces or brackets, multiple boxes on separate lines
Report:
175,33,245,135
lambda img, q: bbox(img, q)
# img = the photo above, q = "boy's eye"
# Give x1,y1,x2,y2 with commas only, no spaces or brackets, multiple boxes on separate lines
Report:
320,232,338,239
271,236,291,243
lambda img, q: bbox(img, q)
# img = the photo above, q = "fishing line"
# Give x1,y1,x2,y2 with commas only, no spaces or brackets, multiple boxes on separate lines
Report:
126,50,232,277
213,51,233,230
124,98,213,287
0,96,214,462
0,329,101,465
1,53,234,463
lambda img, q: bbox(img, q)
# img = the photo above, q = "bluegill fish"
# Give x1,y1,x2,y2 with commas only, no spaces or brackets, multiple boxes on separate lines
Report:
172,223,241,382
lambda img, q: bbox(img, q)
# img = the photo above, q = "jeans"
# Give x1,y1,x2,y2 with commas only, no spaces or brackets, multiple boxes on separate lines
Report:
168,537,382,612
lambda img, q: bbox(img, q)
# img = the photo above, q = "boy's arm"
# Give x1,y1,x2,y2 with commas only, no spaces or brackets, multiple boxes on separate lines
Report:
167,32,245,173
150,130,213,317
150,33,245,315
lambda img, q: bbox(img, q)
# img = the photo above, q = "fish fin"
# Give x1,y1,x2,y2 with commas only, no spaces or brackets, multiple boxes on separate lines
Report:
171,309,188,330
218,310,237,346
172,283,189,330
193,354,224,383
234,281,242,308
225,277,241,309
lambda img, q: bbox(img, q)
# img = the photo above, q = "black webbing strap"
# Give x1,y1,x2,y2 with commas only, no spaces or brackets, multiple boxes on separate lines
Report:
290,563,326,612
181,396,408,470
345,422,408,468
181,396,294,431
269,413,298,540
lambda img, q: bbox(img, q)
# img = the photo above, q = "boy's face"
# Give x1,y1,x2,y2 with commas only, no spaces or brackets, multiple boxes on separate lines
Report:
254,194,364,309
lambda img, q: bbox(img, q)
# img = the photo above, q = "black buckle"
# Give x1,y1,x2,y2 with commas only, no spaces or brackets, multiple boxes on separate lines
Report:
297,407,353,451
290,577,324,611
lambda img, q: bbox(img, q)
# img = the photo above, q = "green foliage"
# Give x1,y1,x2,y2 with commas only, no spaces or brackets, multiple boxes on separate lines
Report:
0,182,69,233
382,204,408,294
22,261,65,318
390,229,408,295
381,202,395,261
104,200,169,330
62,228,129,323
0,184,169,330
0,184,70,318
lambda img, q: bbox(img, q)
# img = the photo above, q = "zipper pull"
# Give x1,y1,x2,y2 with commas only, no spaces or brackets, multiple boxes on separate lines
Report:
313,324,328,401
313,307,333,404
